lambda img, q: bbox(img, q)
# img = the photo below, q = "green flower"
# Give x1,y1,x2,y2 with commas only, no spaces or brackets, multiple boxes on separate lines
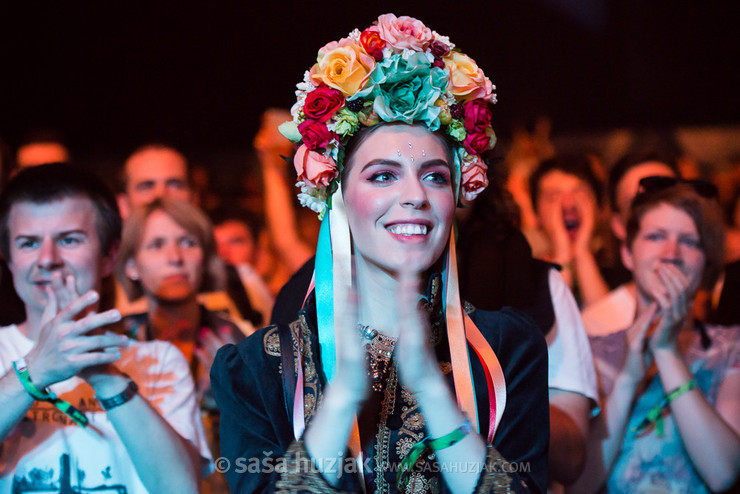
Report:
446,120,467,141
333,108,360,136
351,53,448,131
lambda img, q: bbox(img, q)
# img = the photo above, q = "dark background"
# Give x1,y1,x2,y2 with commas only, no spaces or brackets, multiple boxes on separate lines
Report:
1,0,738,161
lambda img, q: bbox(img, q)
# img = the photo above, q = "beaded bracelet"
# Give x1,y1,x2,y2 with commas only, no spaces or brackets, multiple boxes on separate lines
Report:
397,419,473,490
13,358,89,428
634,378,697,436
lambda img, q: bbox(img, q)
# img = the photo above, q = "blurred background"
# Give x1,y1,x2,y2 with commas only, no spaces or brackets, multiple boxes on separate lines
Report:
1,0,738,171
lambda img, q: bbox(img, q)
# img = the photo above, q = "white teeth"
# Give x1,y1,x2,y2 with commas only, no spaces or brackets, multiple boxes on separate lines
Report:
388,224,428,235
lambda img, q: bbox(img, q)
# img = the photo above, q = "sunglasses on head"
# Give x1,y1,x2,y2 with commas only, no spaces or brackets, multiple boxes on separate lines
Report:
637,175,719,200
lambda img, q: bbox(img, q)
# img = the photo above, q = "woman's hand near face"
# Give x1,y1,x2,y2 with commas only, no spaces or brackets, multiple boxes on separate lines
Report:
573,188,597,255
542,197,572,264
395,269,444,395
331,290,369,404
623,302,659,383
648,263,691,354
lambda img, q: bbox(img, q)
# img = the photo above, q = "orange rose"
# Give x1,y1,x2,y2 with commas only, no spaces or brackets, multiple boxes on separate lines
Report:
444,52,493,102
311,40,375,97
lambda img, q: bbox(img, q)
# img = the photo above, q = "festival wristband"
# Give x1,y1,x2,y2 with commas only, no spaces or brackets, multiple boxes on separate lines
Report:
97,379,138,411
634,378,697,436
13,358,89,428
397,419,473,490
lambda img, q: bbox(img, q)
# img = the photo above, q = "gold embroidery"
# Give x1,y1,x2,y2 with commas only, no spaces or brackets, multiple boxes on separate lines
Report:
439,362,452,375
473,446,514,493
396,436,415,458
297,315,321,423
464,300,476,315
263,326,280,356
373,364,398,494
404,412,424,431
275,440,351,493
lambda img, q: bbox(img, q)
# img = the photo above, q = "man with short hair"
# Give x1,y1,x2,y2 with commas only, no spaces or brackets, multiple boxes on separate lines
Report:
118,144,191,219
0,163,209,493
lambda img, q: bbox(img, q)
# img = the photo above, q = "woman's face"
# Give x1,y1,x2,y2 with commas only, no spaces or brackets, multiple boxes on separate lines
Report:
127,209,204,303
342,125,456,275
623,203,706,301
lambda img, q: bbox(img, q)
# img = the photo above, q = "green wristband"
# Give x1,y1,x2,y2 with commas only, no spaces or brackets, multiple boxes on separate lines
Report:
13,358,89,428
634,378,697,436
397,419,473,490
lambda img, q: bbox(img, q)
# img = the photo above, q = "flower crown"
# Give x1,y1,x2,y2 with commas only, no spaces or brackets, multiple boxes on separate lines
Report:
279,13,497,218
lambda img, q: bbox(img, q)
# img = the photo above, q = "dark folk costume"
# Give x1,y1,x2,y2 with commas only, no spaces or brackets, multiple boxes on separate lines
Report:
211,282,549,493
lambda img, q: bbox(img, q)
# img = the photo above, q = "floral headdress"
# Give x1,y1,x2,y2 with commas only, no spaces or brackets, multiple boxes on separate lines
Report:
283,15,507,447
279,13,497,218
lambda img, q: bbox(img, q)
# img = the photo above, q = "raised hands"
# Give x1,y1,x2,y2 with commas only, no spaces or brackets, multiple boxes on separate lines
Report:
24,272,127,390
647,262,692,353
394,268,442,396
332,289,370,405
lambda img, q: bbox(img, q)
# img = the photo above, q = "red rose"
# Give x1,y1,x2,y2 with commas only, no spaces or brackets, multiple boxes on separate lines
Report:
463,99,492,133
303,85,345,123
429,39,450,59
360,27,386,61
463,132,491,155
298,120,334,150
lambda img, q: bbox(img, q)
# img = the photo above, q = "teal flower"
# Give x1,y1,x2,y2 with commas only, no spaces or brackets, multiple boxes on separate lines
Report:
351,53,448,131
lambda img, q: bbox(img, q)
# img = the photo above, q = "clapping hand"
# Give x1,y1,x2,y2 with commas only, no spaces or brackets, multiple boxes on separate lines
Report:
332,289,369,405
395,268,441,396
648,263,691,354
24,272,127,390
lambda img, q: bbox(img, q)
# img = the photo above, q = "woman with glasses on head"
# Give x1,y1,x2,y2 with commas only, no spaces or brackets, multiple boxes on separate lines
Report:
210,14,549,493
572,180,740,493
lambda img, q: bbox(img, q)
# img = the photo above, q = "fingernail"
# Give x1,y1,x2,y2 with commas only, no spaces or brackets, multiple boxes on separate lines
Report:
88,291,100,302
110,310,122,321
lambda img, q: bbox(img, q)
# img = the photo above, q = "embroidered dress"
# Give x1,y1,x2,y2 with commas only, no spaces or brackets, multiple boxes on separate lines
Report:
590,324,740,493
211,283,549,493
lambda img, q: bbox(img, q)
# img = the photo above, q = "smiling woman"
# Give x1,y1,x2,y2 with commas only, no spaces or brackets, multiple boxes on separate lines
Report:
210,13,550,494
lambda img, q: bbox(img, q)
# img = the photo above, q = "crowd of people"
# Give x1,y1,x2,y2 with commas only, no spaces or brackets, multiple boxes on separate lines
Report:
1,12,739,494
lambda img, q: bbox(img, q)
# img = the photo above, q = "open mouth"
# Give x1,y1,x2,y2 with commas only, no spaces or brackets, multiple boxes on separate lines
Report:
563,218,581,234
386,224,429,236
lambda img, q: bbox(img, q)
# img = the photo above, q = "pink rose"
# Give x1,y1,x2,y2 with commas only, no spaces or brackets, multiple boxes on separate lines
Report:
461,156,489,203
298,120,334,150
294,145,339,188
444,52,494,102
463,131,491,155
303,85,344,122
360,27,386,61
463,99,492,133
376,13,433,52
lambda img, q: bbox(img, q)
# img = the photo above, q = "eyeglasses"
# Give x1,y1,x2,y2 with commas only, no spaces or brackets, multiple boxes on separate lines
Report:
637,175,719,200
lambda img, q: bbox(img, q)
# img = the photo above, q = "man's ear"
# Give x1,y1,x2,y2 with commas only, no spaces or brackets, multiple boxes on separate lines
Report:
101,241,119,279
116,194,130,221
621,241,635,272
610,213,626,241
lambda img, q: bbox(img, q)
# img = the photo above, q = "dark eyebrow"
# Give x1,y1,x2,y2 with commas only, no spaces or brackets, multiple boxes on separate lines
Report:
360,158,450,173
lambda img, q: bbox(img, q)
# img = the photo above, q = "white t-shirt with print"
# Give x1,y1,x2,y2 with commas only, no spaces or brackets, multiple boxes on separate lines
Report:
0,324,212,494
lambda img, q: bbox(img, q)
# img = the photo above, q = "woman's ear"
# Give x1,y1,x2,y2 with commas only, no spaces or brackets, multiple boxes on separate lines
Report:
125,258,140,281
